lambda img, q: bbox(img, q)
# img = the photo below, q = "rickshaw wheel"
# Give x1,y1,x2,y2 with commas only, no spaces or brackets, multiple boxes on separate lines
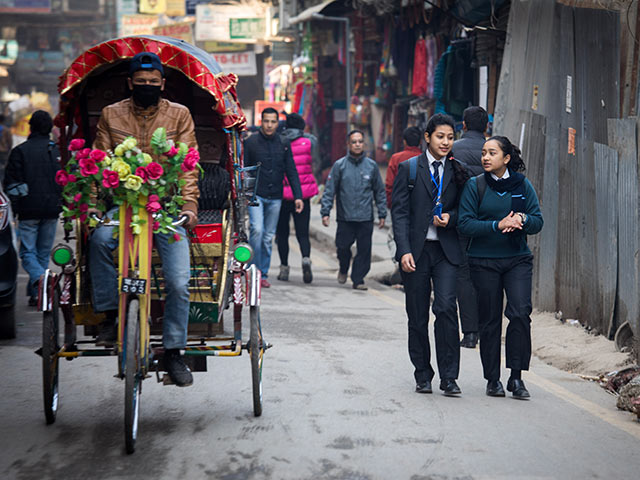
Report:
124,299,141,454
42,286,60,425
249,305,263,417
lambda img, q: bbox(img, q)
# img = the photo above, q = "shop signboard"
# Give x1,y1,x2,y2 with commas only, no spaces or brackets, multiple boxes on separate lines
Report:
165,0,185,17
186,0,207,15
229,18,266,40
211,51,257,77
152,22,194,44
195,4,263,42
121,14,159,36
0,0,51,13
203,41,247,53
117,0,136,15
253,101,286,126
139,0,166,15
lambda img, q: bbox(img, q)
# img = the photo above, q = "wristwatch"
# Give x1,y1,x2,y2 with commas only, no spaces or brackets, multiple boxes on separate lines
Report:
518,213,527,224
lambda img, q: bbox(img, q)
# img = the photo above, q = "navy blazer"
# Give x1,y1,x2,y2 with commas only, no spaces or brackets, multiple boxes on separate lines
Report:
391,153,463,266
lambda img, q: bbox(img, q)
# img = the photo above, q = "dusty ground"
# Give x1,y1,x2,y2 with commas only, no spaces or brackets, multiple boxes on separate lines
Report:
531,310,635,377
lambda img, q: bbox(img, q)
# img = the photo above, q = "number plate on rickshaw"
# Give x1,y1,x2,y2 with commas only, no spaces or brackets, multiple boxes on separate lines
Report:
121,278,147,294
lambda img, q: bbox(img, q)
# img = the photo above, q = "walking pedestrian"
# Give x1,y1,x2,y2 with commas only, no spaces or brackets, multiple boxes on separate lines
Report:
0,113,12,184
458,136,543,399
320,130,386,290
3,110,61,306
245,107,303,288
384,126,423,209
276,113,318,283
391,113,469,396
451,106,488,348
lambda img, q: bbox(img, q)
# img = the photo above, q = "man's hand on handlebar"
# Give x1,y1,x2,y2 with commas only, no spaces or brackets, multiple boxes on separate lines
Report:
182,210,197,229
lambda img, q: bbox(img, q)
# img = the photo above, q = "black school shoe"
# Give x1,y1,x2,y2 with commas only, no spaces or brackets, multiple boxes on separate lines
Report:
165,349,193,387
507,378,530,399
460,332,478,348
486,380,506,397
439,379,462,396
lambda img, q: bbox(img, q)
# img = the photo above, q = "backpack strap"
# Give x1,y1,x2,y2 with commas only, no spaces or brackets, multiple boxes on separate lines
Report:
407,156,419,192
475,173,487,205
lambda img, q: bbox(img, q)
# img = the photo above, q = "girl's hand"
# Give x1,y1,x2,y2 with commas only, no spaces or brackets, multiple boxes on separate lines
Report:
433,212,450,228
498,211,523,233
401,253,416,273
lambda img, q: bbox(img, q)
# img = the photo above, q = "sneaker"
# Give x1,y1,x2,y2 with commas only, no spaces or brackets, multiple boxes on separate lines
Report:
277,265,289,281
337,272,348,284
261,278,271,288
164,349,193,387
95,320,117,347
302,257,313,284
352,283,368,291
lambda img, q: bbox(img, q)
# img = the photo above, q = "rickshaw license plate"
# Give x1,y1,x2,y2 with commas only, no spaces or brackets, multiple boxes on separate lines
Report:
121,278,147,294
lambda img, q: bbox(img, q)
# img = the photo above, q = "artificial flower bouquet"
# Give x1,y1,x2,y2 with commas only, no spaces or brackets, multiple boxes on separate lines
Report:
56,127,200,238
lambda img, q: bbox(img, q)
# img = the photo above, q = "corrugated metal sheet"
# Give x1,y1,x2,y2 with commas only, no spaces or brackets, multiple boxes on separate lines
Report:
608,118,639,340
593,142,618,336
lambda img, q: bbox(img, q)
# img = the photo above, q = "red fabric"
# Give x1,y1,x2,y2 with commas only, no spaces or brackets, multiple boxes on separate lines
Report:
385,146,422,208
411,39,427,97
292,82,305,114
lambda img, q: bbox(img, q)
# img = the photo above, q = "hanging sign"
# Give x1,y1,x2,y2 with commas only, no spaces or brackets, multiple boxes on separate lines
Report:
0,0,51,13
139,0,166,14
165,0,185,16
211,51,257,76
531,84,539,111
121,14,159,36
196,4,264,41
229,18,266,40
568,127,576,155
566,75,572,114
203,41,247,53
152,22,194,43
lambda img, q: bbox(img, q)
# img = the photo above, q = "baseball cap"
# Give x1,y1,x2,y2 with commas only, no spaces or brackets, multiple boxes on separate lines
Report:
129,52,165,77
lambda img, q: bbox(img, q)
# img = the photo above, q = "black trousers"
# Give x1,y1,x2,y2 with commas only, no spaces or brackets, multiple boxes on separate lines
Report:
456,235,479,333
275,199,311,266
401,241,460,383
335,220,373,285
469,255,533,381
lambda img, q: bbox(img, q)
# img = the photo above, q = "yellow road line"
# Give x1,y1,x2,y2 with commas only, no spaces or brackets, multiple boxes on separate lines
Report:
368,287,405,307
525,369,640,440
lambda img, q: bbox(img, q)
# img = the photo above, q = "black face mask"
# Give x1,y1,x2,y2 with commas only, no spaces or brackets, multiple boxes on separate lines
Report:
132,84,162,108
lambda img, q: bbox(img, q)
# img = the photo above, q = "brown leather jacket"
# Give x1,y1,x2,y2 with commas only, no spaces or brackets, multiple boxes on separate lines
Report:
94,97,200,214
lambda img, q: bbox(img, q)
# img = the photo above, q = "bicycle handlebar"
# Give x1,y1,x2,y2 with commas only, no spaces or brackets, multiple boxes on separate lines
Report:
89,212,189,228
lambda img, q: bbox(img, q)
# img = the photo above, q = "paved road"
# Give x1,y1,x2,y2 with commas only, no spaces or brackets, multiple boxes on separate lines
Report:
1,230,639,480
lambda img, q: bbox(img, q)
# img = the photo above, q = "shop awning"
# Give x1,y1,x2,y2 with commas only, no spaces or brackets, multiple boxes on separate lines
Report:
288,0,339,25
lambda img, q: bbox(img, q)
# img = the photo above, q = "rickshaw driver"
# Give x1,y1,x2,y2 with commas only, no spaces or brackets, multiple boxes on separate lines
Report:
88,52,199,387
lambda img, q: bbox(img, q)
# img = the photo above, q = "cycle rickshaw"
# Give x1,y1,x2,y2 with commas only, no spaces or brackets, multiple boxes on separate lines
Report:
38,36,267,453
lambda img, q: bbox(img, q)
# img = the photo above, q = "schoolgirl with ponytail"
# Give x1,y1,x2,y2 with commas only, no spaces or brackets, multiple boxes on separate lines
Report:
391,113,468,396
458,135,544,400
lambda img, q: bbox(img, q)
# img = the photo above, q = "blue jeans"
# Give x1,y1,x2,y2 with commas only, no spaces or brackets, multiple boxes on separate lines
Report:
18,218,58,298
249,195,282,278
89,209,191,349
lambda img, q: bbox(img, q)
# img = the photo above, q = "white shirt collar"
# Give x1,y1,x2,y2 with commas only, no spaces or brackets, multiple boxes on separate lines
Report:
425,149,445,167
491,169,510,181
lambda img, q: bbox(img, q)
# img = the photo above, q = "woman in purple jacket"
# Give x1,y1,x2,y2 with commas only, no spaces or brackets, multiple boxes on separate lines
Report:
276,113,319,283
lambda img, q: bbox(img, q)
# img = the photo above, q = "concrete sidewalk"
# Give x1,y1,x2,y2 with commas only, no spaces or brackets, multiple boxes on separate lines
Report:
307,196,397,284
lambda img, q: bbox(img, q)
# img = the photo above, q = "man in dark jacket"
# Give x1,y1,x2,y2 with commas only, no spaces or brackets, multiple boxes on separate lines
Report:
3,111,61,306
451,105,488,348
244,107,303,288
320,130,387,290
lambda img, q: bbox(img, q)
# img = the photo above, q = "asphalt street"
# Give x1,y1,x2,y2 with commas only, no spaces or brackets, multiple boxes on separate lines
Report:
1,220,639,480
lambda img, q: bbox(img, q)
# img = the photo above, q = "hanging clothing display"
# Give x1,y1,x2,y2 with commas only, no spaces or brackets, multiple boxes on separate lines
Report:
411,38,427,97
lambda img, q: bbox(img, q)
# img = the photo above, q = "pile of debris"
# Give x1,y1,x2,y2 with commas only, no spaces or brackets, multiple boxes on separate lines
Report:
601,366,640,421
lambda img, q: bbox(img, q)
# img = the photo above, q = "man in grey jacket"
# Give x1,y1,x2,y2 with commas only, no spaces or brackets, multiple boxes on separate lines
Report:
320,130,386,290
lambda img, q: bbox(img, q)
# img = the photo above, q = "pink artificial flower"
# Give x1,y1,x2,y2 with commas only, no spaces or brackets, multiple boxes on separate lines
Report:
76,148,92,160
90,149,107,162
146,200,162,214
165,145,179,157
173,233,181,242
146,162,164,180
101,170,120,189
152,221,160,232
181,148,200,172
73,193,82,202
55,170,69,186
79,203,89,213
135,166,148,182
68,174,77,183
148,194,159,202
69,138,85,151
79,158,99,176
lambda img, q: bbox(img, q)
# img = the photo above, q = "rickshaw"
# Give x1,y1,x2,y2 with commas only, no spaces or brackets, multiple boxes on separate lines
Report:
38,36,267,453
